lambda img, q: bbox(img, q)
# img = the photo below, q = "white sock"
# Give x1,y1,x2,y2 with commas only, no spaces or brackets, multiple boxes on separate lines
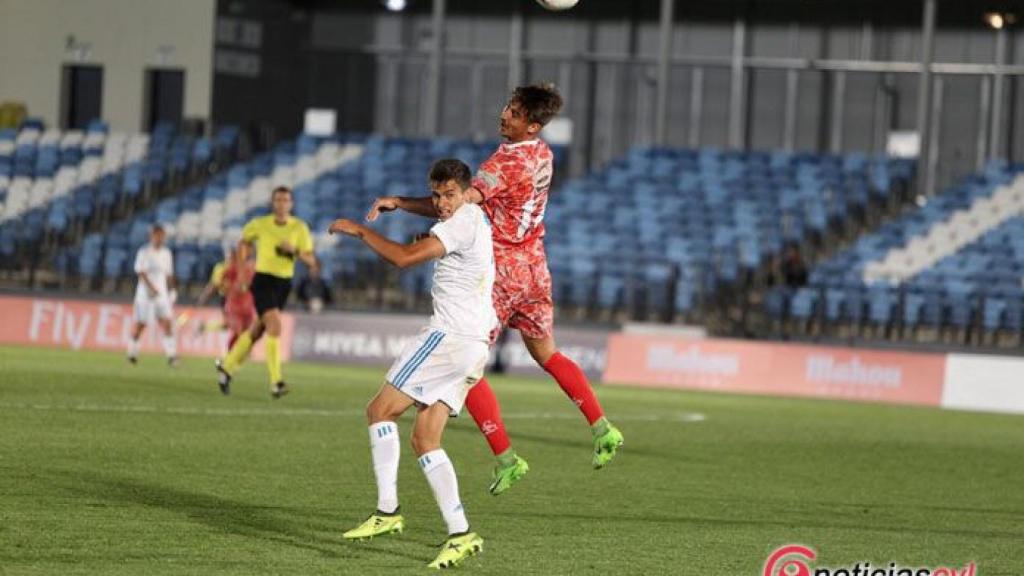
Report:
418,449,469,535
369,422,400,513
127,338,140,358
161,333,177,358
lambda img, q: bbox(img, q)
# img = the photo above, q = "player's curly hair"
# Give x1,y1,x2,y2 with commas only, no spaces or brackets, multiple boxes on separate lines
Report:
428,158,472,189
511,83,563,126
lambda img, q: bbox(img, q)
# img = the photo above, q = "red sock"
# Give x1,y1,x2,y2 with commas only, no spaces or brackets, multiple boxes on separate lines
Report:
465,378,511,456
544,351,604,425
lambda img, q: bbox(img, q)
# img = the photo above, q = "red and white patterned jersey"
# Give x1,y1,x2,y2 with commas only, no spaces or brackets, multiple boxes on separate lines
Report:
222,260,256,315
472,139,553,265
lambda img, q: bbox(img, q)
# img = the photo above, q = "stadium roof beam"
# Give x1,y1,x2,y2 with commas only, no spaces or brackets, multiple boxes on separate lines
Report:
422,0,445,136
927,75,943,204
782,22,799,152
728,13,747,149
976,75,991,170
989,25,1008,161
688,67,703,149
360,44,1024,76
916,0,937,198
653,0,674,147
508,5,524,90
829,71,846,154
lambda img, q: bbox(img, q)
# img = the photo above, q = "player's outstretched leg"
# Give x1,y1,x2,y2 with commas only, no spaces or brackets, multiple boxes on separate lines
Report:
220,330,253,374
344,387,409,541
343,420,405,540
465,378,529,495
266,335,287,398
429,532,484,570
262,309,288,399
342,508,404,541
216,331,251,395
216,316,266,395
127,322,144,365
226,329,240,350
414,403,483,569
527,336,624,468
157,317,178,368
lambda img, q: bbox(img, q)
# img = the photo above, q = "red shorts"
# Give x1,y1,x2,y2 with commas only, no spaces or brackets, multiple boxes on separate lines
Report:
224,302,256,335
492,257,554,341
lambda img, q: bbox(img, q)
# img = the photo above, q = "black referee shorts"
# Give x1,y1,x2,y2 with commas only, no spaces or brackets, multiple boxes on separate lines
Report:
251,272,292,316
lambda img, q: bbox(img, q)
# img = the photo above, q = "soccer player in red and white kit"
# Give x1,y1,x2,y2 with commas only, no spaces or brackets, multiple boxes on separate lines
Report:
219,249,257,359
367,84,623,495
196,245,257,355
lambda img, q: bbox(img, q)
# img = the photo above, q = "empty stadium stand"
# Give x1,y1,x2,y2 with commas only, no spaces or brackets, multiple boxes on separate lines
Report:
0,119,239,273
764,161,1024,346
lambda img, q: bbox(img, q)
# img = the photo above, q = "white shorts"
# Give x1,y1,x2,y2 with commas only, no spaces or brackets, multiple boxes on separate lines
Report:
385,328,488,416
133,296,173,324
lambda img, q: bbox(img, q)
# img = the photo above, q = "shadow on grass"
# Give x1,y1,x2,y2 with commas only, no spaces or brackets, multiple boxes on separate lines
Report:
489,506,1024,541
49,470,433,565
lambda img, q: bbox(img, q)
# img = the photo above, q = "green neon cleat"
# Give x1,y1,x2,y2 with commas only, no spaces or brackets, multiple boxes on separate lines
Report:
428,532,483,569
488,455,529,496
592,423,624,469
342,511,405,541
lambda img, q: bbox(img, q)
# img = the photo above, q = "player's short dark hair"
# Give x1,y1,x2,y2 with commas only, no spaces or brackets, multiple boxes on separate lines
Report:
428,159,472,190
271,186,292,198
511,83,563,126
150,223,165,233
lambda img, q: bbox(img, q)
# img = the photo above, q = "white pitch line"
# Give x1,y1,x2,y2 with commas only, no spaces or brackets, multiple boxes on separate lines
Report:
0,402,705,423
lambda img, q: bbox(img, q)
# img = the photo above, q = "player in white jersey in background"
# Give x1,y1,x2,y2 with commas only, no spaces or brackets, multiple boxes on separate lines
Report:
328,159,493,570
127,223,179,366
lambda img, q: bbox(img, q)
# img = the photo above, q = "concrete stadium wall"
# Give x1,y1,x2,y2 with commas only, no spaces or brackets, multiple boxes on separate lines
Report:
0,0,215,132
212,0,1024,188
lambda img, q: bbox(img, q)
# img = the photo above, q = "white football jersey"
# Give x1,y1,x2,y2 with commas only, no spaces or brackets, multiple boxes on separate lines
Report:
428,203,498,342
133,244,174,301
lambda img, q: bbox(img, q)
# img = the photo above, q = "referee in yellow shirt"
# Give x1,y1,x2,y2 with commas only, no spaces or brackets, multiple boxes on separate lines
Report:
216,186,318,398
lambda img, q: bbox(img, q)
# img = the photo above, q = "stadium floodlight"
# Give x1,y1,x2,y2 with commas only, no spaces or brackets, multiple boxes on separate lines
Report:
985,12,1016,29
383,0,407,11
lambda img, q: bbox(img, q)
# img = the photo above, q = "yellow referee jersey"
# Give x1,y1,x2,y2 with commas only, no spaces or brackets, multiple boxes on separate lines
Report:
241,215,314,279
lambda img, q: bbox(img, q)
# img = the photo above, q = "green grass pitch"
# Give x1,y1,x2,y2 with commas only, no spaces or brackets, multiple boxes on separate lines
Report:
1,345,1022,575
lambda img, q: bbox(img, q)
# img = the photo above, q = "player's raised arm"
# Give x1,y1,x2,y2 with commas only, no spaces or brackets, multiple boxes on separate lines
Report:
329,219,445,269
366,195,438,222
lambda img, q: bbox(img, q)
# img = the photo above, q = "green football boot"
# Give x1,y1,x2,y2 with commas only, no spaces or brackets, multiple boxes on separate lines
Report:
488,454,529,496
428,532,484,569
342,510,405,541
592,423,624,469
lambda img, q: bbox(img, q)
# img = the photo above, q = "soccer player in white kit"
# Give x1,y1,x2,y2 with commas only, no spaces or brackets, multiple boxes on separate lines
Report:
328,159,494,570
126,223,179,366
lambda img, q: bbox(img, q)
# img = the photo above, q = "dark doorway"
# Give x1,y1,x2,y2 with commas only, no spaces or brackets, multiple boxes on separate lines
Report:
143,68,185,131
60,65,103,130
